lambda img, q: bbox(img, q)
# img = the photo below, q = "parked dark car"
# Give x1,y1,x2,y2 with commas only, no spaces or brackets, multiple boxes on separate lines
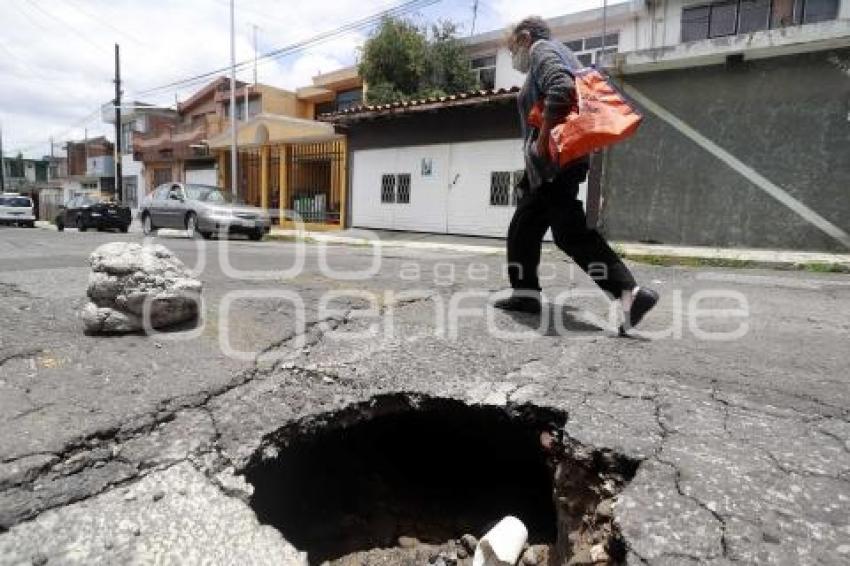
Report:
56,194,131,232
139,183,270,240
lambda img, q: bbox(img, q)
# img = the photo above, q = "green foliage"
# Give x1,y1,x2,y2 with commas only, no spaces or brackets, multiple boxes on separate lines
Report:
359,17,479,105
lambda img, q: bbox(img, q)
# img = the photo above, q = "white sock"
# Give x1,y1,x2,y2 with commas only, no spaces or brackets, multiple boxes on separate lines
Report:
621,286,640,312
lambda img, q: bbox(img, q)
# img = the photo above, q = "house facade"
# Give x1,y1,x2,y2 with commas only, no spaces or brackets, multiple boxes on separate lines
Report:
62,136,115,201
133,77,306,201
205,68,363,229
331,0,849,250
102,101,178,210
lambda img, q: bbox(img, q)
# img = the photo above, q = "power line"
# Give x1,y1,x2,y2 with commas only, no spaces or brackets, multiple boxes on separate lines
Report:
24,0,106,52
135,0,440,96
8,0,443,156
60,0,150,47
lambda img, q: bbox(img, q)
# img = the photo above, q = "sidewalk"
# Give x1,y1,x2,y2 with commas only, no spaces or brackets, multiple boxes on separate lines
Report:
268,227,850,271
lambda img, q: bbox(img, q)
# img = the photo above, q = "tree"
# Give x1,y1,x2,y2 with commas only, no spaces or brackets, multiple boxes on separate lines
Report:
359,17,478,104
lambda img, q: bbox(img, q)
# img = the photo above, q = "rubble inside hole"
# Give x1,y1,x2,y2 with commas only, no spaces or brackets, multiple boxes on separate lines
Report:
243,394,638,565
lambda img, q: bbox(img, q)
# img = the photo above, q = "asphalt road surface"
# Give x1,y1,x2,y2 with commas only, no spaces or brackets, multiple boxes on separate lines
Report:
0,225,848,565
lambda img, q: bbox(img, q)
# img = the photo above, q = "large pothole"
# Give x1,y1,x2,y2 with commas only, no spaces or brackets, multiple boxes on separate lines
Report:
244,394,638,565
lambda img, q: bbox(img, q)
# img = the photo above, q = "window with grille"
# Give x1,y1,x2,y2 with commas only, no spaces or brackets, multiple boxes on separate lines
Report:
380,173,411,204
397,173,411,204
490,170,523,206
563,33,619,68
380,174,396,203
682,1,837,42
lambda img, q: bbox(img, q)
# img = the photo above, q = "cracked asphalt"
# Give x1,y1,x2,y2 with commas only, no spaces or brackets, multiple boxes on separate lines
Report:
0,226,849,565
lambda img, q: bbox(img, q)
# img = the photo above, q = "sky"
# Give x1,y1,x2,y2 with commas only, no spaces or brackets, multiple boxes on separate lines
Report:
0,0,625,158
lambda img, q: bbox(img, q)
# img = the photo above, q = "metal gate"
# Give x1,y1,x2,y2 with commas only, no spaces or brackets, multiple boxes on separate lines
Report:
287,140,344,225
239,149,262,206
39,188,63,224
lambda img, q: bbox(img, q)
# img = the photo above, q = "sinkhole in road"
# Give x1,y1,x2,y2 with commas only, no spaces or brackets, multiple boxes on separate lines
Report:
244,394,638,565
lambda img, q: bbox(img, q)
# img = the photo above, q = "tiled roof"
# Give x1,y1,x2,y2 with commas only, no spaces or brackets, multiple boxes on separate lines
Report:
318,87,520,122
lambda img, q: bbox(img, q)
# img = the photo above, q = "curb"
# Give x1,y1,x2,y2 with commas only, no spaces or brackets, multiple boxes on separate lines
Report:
266,231,850,273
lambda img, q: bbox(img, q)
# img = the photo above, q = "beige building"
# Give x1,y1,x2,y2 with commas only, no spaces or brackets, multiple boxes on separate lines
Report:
207,67,364,230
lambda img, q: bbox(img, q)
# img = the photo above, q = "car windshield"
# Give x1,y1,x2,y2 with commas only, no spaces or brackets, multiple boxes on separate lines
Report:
0,197,32,207
184,184,241,204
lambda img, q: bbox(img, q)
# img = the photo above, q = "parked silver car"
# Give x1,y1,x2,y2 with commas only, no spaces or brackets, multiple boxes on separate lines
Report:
140,183,271,240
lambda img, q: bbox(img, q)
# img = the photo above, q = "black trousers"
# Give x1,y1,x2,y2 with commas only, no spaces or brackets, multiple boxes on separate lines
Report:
507,166,636,298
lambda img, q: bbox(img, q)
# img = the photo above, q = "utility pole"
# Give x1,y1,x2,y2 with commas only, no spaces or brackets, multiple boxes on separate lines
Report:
114,43,123,202
84,127,89,176
229,0,238,199
253,24,258,86
0,121,6,193
470,0,478,36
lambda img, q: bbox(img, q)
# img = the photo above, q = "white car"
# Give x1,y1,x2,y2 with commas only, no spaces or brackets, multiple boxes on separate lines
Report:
0,193,36,227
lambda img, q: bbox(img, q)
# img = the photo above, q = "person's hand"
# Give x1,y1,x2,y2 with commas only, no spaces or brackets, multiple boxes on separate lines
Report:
537,120,554,162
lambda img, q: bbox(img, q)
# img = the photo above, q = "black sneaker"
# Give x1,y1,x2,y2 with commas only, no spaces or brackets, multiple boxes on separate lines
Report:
493,293,542,314
620,288,659,334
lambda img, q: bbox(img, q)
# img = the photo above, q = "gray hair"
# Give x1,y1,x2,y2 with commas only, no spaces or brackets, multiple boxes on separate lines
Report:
511,16,551,42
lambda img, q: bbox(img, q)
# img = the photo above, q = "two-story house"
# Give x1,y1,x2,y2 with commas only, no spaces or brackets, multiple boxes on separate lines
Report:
204,68,361,229
133,76,305,201
63,136,115,201
102,101,178,210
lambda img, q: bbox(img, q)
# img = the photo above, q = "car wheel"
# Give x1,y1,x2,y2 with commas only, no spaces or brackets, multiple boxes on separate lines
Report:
248,229,264,242
76,215,87,232
56,218,64,232
120,225,129,233
185,212,200,239
142,213,156,236
26,222,35,228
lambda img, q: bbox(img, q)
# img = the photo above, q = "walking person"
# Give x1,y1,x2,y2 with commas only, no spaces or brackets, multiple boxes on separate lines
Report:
493,16,658,333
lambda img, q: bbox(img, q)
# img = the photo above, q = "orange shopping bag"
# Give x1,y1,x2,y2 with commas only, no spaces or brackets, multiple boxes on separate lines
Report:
528,68,642,167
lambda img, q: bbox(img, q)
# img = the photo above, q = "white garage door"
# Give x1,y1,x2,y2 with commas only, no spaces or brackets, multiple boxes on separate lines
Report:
351,141,586,238
351,146,449,232
185,168,218,186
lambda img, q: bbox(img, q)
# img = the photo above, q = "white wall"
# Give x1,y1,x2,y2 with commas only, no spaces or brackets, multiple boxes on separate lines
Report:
122,156,145,209
352,140,587,238
494,48,527,89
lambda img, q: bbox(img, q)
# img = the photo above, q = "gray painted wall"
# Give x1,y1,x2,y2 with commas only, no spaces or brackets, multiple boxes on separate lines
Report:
603,48,850,252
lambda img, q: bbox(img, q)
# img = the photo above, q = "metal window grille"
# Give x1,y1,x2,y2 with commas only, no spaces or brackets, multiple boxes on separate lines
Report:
490,171,513,206
381,174,396,203
512,170,524,205
396,173,411,204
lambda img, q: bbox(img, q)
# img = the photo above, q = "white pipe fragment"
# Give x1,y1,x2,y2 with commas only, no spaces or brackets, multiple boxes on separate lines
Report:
472,516,528,566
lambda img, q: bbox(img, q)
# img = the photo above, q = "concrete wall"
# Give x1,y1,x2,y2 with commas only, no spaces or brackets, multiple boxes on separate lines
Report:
601,47,850,251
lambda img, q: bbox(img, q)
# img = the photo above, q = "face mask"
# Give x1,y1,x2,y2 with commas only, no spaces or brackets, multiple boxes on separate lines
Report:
512,46,531,73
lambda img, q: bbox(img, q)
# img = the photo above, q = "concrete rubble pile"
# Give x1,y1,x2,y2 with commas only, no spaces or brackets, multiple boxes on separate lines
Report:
81,242,203,334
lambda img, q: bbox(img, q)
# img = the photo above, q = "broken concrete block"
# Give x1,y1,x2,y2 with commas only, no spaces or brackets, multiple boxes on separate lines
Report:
81,242,202,334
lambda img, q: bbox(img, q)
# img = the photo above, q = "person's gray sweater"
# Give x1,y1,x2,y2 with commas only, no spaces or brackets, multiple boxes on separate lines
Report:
517,39,585,192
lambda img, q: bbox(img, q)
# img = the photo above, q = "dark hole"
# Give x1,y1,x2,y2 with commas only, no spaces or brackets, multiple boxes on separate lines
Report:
245,398,561,564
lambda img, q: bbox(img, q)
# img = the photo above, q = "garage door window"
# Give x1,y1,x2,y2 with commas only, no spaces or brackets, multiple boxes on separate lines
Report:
381,173,411,204
381,174,396,203
490,170,523,206
397,174,411,204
